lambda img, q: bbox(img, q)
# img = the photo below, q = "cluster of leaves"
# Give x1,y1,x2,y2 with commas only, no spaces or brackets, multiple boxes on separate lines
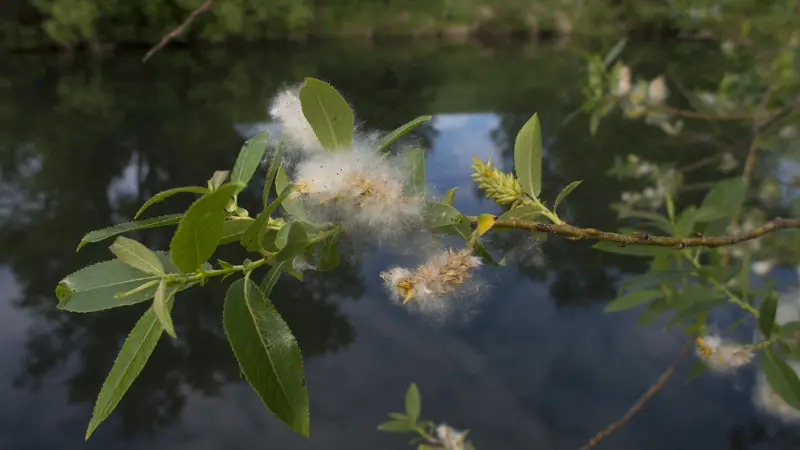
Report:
55,75,579,439
581,36,800,415
56,68,800,443
377,383,476,450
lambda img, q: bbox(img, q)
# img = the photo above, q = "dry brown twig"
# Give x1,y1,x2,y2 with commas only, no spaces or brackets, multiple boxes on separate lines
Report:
580,338,693,450
142,0,213,62
466,216,800,249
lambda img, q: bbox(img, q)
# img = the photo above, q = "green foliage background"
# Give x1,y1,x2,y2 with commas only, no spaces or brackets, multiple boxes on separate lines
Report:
2,0,796,51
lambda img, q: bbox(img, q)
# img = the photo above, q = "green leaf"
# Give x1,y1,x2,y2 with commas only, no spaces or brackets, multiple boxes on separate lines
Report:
299,77,354,151
423,201,464,228
674,206,697,237
57,257,162,313
170,183,242,273
315,232,340,271
241,185,294,252
553,180,582,213
276,164,308,220
620,270,691,292
443,187,458,206
232,131,269,192
109,237,164,275
220,219,255,245
85,297,174,439
498,205,545,223
208,170,230,191
637,297,669,325
275,222,311,261
134,187,209,220
377,420,415,433
403,147,426,197
762,348,800,410
514,113,543,197
376,115,432,152
604,289,660,312
617,210,673,233
603,38,627,67
260,260,288,297
56,253,206,313
593,242,676,256
77,214,182,250
422,201,471,237
263,142,286,206
387,412,407,421
153,280,177,338
759,292,779,338
223,278,309,436
698,177,746,235
405,383,421,423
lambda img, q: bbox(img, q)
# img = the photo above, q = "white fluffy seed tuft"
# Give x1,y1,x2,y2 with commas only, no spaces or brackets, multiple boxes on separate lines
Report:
269,88,324,155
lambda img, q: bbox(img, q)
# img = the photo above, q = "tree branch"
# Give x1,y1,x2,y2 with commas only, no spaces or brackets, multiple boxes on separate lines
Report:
467,216,800,248
142,0,213,62
580,338,693,450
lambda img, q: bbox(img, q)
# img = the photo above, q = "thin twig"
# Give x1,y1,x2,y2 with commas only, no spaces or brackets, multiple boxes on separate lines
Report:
467,216,800,249
730,97,799,232
142,0,213,62
580,338,693,450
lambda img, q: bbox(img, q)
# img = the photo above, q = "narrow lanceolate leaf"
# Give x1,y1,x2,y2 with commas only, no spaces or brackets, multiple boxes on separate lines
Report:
223,278,310,436
762,348,800,410
443,187,458,206
85,298,174,440
232,131,270,192
403,147,426,197
759,292,779,338
299,77,354,151
260,260,288,297
134,187,209,220
514,113,543,197
553,180,583,213
153,280,177,338
57,259,161,313
604,289,660,312
241,185,296,252
376,421,415,433
698,177,746,235
263,143,286,206
376,115,432,152
603,38,627,67
170,183,242,273
109,237,164,275
405,383,421,423
78,214,182,250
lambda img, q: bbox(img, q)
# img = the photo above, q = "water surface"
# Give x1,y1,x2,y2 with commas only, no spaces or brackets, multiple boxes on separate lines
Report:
1,39,799,450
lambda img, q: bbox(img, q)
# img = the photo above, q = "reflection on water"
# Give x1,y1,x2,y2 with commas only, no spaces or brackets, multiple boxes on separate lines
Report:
1,40,800,450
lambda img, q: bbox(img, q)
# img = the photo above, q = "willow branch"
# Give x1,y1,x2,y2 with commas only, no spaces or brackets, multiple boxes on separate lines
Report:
142,0,213,62
580,338,693,450
468,216,800,248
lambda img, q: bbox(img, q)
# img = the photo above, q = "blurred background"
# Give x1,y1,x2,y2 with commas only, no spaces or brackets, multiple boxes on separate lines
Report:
1,1,800,449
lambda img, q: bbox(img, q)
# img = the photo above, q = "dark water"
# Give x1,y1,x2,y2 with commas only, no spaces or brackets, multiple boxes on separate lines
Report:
1,39,799,450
